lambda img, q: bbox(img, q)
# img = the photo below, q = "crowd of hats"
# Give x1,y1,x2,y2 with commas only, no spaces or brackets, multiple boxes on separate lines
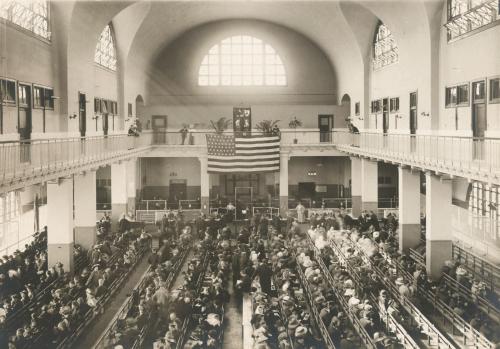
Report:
352,225,500,344
291,234,364,349
179,229,232,349
307,226,411,348
241,219,327,349
1,224,150,349
151,232,228,349
311,209,500,346
101,235,189,349
0,228,49,319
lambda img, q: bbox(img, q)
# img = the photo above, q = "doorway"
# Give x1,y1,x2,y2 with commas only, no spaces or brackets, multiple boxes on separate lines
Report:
78,92,86,137
152,115,167,144
318,115,333,142
382,98,389,134
472,80,486,159
18,83,32,162
410,91,418,152
169,179,187,208
298,182,315,200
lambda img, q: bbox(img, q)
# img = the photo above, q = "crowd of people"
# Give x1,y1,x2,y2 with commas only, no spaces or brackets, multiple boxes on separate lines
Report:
0,228,48,307
306,209,500,346
0,218,151,349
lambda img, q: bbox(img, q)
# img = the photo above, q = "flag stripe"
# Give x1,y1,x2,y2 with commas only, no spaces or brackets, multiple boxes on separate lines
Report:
208,153,279,160
208,160,279,166
235,142,280,149
235,149,280,155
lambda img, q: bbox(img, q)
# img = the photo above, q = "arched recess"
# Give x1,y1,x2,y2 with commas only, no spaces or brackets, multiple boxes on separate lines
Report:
341,94,352,127
135,95,147,129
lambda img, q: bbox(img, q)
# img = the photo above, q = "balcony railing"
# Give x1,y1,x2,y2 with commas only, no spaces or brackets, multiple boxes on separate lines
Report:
332,130,500,183
2,129,499,190
145,129,337,146
0,133,152,187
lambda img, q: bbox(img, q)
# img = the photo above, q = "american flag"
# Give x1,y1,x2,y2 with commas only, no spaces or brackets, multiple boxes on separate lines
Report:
206,134,280,173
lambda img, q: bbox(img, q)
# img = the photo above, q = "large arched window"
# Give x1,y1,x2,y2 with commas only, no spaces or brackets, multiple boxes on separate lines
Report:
0,0,50,40
198,35,287,87
94,24,117,71
373,22,398,70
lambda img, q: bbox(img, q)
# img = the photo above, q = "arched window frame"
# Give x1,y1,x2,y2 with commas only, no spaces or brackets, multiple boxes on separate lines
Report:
0,0,50,40
94,24,117,71
198,35,287,87
373,22,399,70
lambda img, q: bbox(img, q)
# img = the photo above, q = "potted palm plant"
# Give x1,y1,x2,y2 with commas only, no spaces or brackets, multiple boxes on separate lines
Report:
255,120,280,136
210,117,232,134
288,117,303,144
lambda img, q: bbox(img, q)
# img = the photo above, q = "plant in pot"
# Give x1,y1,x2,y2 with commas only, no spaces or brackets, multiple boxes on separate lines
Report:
255,120,280,136
210,117,232,134
288,117,303,144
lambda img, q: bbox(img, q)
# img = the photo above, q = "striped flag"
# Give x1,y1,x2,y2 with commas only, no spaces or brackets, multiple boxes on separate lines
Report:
206,134,280,173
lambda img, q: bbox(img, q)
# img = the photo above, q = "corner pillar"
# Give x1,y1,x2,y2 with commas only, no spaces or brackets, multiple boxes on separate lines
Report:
111,162,128,229
74,171,97,250
47,178,74,273
398,167,421,253
279,152,290,216
361,158,378,214
350,157,362,216
425,172,453,280
199,155,209,214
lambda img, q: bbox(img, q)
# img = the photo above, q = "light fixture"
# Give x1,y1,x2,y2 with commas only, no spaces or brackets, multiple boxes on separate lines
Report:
92,115,99,120
307,171,317,176
69,113,77,119
421,112,430,117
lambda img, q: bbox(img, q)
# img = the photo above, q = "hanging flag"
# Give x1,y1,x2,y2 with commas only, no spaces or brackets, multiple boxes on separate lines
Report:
206,134,280,173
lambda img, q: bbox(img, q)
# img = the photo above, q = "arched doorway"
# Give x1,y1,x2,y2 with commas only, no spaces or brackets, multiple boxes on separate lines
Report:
341,93,351,129
135,95,146,129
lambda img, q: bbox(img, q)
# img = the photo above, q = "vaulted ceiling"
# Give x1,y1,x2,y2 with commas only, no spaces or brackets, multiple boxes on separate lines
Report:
64,0,443,101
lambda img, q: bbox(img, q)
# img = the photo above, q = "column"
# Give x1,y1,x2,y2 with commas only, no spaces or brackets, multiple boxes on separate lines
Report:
199,155,209,214
425,172,452,280
126,159,137,216
279,152,289,216
361,158,378,213
350,157,362,216
47,177,74,273
111,162,128,228
74,171,97,250
398,167,421,253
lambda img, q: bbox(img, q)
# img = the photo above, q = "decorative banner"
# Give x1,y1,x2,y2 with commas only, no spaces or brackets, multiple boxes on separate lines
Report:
233,107,251,137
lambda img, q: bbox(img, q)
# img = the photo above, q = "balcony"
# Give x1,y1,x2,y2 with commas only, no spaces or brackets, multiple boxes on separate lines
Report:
332,130,500,184
1,129,499,193
0,133,153,193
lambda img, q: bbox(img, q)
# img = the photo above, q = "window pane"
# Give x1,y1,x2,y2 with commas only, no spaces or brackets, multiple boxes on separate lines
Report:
373,23,399,70
198,35,287,86
94,25,117,71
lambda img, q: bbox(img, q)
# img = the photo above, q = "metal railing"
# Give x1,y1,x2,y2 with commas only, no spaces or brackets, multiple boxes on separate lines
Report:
452,244,500,294
332,130,500,183
0,133,152,187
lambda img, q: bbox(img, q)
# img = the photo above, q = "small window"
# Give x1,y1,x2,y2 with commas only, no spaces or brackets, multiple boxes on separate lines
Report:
101,99,108,114
94,98,101,113
445,86,458,107
1,79,17,105
371,100,381,113
355,102,360,116
33,86,43,108
44,88,53,109
112,101,117,115
473,80,485,101
390,97,399,113
128,103,132,117
457,84,469,106
490,78,500,103
18,85,28,106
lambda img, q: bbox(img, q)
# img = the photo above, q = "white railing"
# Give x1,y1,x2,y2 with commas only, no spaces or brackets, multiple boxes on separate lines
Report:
0,133,152,186
333,130,500,183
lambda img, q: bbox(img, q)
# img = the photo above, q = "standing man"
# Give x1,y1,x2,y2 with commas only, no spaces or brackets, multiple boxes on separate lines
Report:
296,201,306,224
179,125,188,145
